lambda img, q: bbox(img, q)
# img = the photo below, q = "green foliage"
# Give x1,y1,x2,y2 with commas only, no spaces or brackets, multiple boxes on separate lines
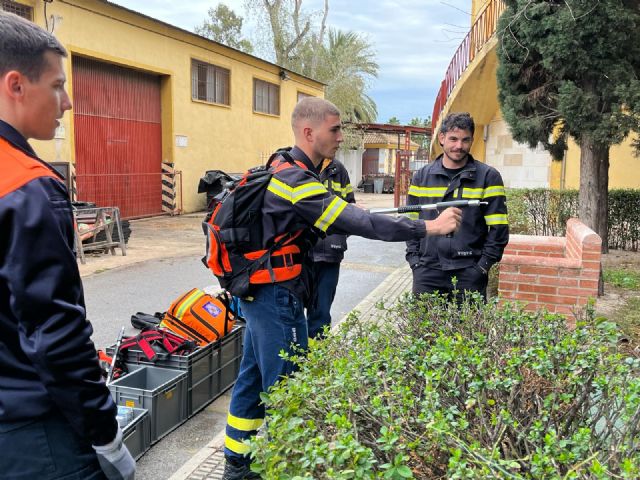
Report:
250,298,640,479
497,0,640,244
243,1,379,122
612,297,640,346
506,188,578,236
507,188,640,251
195,3,253,53
497,0,640,151
604,268,640,291
409,117,430,128
314,29,379,123
387,117,401,125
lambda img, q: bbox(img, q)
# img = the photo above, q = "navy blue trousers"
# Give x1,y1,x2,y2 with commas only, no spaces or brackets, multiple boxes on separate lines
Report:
0,410,106,480
224,284,308,462
307,261,341,339
412,265,488,302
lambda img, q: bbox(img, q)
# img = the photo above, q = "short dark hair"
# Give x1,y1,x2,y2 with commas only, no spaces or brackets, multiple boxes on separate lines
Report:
0,12,67,81
440,112,475,136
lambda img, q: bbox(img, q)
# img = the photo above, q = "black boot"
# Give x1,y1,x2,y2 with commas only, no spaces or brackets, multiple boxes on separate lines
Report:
222,456,260,480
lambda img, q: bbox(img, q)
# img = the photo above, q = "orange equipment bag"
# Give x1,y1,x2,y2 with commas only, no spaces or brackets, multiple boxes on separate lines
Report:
160,288,235,347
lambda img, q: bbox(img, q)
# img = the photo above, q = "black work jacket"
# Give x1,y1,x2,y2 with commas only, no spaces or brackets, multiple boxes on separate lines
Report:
405,154,509,272
263,146,427,300
0,120,117,445
310,159,356,263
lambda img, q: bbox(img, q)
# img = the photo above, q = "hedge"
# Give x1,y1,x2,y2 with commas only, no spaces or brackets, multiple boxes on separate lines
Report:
249,296,640,479
507,189,640,251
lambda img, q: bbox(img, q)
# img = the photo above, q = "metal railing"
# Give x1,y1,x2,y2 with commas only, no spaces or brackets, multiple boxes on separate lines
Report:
431,0,506,130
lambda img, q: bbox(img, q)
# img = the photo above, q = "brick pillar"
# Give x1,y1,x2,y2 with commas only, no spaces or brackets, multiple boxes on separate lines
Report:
498,219,601,322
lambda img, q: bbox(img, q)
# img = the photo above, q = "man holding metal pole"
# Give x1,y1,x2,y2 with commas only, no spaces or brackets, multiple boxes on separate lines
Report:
217,97,462,479
0,13,134,480
405,112,509,301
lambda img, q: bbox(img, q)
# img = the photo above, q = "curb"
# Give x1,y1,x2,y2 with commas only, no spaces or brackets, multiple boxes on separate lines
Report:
168,430,226,480
172,265,413,480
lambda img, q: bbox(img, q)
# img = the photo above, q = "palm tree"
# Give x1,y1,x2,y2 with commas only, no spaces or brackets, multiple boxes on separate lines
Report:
312,29,379,123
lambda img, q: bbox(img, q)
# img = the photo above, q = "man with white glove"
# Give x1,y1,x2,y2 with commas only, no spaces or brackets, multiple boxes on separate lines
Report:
94,428,136,480
0,12,135,479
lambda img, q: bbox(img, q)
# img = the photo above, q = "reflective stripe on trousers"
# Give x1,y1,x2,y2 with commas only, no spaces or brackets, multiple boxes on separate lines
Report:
224,284,308,460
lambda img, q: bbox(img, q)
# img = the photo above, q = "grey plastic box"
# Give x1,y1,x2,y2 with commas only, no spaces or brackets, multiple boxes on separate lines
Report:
121,407,151,460
109,366,187,442
107,342,218,417
216,325,244,397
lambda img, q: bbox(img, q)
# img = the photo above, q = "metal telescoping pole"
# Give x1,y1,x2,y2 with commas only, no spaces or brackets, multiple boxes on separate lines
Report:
370,199,487,215
106,326,126,386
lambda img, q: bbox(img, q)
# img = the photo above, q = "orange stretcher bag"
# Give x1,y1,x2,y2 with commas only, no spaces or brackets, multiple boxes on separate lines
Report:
160,288,235,346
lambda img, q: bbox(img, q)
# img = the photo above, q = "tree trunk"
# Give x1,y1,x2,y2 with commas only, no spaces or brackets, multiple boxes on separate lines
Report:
578,137,609,254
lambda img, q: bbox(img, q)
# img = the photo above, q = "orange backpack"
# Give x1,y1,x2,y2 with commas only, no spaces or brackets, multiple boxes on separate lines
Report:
160,288,235,346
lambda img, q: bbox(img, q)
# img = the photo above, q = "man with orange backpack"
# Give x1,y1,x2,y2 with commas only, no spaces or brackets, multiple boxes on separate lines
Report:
211,97,462,480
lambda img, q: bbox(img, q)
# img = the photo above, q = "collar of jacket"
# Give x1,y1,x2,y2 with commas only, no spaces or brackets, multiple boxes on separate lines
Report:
290,145,320,175
0,119,37,157
430,153,477,180
0,119,64,181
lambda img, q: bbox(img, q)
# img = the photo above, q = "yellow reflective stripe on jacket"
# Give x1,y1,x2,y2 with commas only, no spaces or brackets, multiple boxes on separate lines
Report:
404,212,419,220
267,177,293,202
225,435,250,454
461,187,483,199
292,182,326,203
485,213,508,225
175,289,203,319
483,185,506,198
268,178,326,204
324,180,353,199
408,185,447,197
314,196,348,232
227,413,264,432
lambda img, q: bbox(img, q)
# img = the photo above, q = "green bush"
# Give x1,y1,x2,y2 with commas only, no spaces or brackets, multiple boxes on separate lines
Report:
250,296,640,479
506,188,640,251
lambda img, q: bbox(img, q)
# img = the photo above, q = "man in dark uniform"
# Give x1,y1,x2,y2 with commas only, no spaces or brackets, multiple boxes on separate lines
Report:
219,97,462,479
307,157,355,339
406,112,509,301
0,13,135,480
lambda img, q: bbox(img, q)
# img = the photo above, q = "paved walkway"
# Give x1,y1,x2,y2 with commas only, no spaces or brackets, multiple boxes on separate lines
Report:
169,266,413,480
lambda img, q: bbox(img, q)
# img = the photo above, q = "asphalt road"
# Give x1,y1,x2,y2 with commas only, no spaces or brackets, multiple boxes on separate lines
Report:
82,235,408,480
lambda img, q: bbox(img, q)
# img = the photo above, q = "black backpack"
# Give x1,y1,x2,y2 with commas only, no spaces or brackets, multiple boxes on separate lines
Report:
202,149,308,298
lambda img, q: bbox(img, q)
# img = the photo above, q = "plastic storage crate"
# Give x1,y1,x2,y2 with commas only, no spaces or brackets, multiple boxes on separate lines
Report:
120,407,151,460
109,365,187,442
215,325,244,397
107,341,218,417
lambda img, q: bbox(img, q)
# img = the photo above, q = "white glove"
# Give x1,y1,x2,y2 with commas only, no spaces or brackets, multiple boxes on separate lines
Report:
93,427,136,480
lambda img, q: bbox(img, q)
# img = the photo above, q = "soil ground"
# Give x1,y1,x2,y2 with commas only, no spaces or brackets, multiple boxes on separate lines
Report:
597,250,640,357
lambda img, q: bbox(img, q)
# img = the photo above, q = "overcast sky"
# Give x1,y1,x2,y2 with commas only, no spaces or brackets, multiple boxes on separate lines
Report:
110,0,471,124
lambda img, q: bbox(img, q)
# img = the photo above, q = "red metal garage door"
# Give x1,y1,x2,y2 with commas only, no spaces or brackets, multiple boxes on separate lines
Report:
72,57,162,218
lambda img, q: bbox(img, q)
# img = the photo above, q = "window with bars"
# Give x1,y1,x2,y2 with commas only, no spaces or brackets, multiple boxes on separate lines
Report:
253,78,280,115
191,59,230,106
1,0,33,19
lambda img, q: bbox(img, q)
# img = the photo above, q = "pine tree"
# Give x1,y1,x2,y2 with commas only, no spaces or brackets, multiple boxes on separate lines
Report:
496,0,640,251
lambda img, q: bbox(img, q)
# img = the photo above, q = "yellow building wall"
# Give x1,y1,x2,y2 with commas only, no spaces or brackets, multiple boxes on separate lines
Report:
25,0,323,213
562,136,640,190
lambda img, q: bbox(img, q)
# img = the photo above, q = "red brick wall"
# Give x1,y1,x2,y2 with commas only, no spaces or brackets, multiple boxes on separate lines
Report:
498,219,601,321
